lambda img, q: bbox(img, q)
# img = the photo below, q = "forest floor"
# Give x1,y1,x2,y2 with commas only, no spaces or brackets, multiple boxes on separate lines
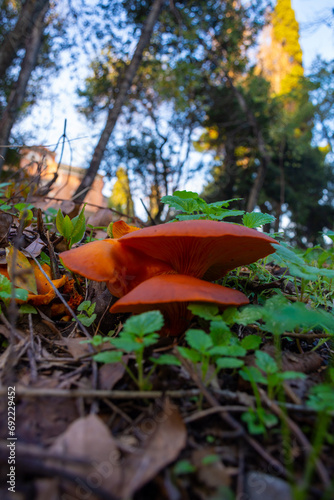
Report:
0,200,333,500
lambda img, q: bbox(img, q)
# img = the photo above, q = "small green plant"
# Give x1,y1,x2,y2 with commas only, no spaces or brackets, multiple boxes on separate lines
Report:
161,190,275,228
56,205,86,249
0,274,29,311
85,311,178,390
239,352,305,435
74,300,97,327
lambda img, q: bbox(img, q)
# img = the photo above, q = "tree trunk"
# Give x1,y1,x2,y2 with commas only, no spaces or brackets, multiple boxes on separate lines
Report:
72,0,166,206
225,75,271,212
0,0,49,79
0,1,49,172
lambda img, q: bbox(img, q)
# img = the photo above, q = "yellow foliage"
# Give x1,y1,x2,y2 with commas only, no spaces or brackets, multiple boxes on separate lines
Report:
109,167,134,217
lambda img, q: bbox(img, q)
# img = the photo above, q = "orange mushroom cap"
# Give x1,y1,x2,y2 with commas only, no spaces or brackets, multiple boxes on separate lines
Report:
60,238,175,298
118,220,277,280
111,220,140,238
109,274,249,335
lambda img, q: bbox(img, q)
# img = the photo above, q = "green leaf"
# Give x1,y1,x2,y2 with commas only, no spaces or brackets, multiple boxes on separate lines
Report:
279,371,307,380
241,335,262,351
307,383,334,412
70,206,86,245
0,274,11,297
255,351,278,374
273,243,334,281
188,303,219,320
150,354,181,366
216,357,244,369
56,209,65,234
173,459,196,475
14,288,29,301
81,335,104,346
123,311,164,336
239,366,267,384
242,410,266,435
210,322,231,345
210,345,246,357
208,209,245,220
177,346,202,363
94,351,123,364
76,313,96,327
111,336,144,352
160,195,199,214
242,212,275,228
14,202,35,211
19,304,37,314
185,329,213,352
173,190,202,200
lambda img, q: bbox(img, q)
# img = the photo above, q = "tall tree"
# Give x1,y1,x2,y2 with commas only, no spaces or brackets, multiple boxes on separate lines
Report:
72,0,166,206
257,0,304,96
0,0,49,171
0,0,49,79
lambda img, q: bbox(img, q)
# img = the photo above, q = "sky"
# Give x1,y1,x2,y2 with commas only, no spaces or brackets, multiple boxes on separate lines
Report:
15,0,334,198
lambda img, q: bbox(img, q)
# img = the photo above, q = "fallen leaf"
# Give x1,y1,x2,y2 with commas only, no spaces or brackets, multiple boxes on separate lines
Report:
87,208,114,228
22,237,45,258
6,246,37,294
192,448,231,489
0,211,13,240
36,399,186,499
99,356,128,390
119,399,186,499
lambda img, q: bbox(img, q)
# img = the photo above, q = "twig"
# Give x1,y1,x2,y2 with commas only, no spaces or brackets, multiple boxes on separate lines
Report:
0,387,201,398
27,313,38,381
184,405,247,423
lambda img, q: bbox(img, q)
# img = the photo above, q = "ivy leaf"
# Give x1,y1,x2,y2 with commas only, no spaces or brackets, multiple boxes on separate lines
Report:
242,212,275,228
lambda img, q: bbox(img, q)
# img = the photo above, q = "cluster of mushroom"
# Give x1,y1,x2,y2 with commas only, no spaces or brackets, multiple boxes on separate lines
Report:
60,219,277,335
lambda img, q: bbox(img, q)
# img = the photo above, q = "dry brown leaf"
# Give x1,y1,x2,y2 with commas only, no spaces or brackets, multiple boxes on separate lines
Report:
192,448,231,489
0,211,13,240
36,399,186,499
99,356,128,390
22,237,45,258
119,398,186,499
6,246,37,294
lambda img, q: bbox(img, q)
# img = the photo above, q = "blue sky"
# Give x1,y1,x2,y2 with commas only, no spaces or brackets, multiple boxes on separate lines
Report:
292,0,333,69
16,0,334,177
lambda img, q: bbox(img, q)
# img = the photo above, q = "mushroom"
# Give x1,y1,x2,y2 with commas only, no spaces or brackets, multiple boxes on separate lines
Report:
118,219,276,280
61,220,276,297
111,220,140,238
109,274,249,336
60,239,175,298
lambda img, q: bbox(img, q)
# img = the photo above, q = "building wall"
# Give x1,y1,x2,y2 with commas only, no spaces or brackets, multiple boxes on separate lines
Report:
20,147,107,212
